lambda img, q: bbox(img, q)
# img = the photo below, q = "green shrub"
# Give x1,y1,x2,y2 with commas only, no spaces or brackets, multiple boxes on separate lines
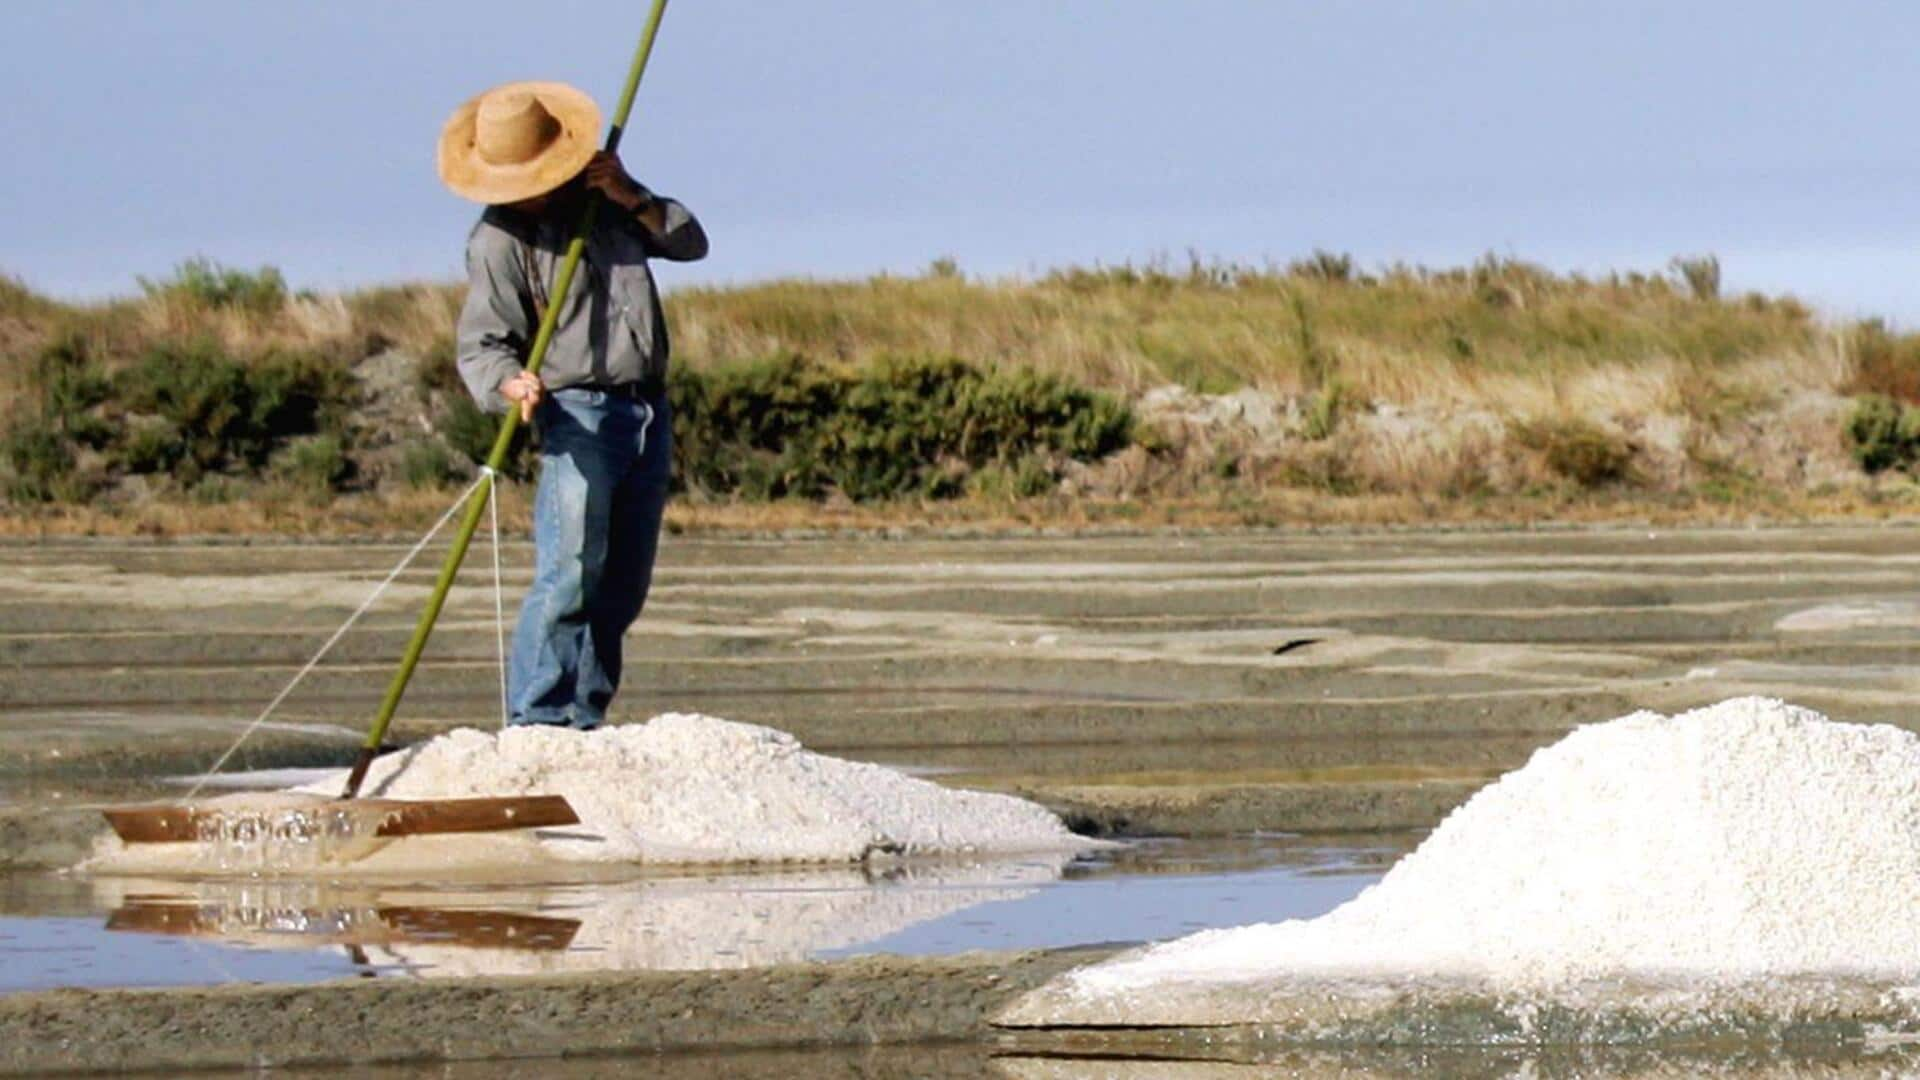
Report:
436,392,534,480
138,257,288,314
1,418,84,502
1513,417,1636,488
28,335,114,446
271,434,352,498
1845,393,1920,473
669,354,1133,501
400,439,463,489
119,420,184,473
114,342,350,482
965,453,1056,500
0,337,113,502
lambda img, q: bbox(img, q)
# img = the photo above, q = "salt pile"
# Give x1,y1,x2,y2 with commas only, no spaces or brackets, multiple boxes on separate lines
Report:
1041,697,1920,1007
86,713,1092,875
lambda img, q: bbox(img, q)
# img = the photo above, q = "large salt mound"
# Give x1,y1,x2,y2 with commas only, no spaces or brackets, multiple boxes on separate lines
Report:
337,713,1088,864
1045,697,1920,1003
83,714,1092,875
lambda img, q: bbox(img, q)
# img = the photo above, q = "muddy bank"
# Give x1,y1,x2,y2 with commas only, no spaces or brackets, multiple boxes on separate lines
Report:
9,949,1918,1077
1036,777,1487,837
0,807,99,872
994,973,1920,1051
0,948,1098,1076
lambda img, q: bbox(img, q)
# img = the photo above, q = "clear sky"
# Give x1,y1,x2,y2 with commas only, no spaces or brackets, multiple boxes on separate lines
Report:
5,1,1917,319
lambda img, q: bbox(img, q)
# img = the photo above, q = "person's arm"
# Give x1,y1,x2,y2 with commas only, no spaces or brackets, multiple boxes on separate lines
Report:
582,150,710,262
454,219,540,416
631,195,708,262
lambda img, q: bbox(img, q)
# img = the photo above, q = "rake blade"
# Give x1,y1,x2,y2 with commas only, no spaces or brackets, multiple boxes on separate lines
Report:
102,795,579,845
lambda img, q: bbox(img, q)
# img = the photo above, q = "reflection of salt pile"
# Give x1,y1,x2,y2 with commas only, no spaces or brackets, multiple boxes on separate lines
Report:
377,858,1068,977
91,855,1067,975
1035,698,1920,1009
85,714,1090,875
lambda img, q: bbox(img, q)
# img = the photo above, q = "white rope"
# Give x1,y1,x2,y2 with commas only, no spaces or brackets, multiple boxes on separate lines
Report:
179,471,494,803
486,467,510,729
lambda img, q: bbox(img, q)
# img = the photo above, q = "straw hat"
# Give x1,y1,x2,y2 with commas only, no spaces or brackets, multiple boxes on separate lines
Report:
437,81,602,205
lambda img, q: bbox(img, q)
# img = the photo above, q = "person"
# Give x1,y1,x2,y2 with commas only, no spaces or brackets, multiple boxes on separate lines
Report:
437,80,708,729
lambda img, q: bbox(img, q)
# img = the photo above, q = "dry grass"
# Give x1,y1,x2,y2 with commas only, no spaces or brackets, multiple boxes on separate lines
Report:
4,254,1836,408
7,483,1910,541
2,253,1908,536
671,257,1825,406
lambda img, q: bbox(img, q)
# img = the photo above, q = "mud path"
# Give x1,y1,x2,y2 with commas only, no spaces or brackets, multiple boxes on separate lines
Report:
4,525,1918,848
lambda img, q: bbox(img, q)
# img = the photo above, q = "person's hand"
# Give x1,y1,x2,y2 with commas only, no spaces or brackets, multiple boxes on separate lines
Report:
499,370,544,423
581,150,653,213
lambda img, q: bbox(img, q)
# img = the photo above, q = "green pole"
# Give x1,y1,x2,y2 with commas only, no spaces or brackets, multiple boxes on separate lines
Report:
343,0,672,799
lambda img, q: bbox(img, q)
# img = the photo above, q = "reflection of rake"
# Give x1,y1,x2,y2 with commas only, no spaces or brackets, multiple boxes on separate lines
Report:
101,0,674,853
108,898,582,951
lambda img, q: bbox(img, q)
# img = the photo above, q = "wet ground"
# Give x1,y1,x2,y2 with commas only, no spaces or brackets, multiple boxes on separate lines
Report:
6,525,1920,1072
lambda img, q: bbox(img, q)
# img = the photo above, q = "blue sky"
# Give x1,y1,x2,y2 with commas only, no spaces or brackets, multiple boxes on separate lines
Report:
5,1,1917,319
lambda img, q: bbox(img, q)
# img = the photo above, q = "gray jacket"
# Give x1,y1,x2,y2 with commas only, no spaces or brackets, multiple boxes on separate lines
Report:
455,196,708,411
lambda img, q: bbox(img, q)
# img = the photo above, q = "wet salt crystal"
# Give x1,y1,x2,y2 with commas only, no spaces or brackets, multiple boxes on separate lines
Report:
194,801,385,873
1061,696,1920,997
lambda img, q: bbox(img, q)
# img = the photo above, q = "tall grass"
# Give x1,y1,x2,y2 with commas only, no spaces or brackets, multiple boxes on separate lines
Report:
5,252,1826,404
669,255,1822,412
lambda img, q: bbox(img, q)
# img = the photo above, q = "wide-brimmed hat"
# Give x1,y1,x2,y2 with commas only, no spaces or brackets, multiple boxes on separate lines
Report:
437,81,602,205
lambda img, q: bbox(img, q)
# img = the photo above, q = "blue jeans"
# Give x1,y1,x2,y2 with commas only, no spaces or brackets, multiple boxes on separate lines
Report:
508,387,670,730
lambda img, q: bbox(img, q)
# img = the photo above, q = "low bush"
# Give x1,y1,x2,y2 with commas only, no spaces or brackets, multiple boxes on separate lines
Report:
0,336,357,501
669,354,1133,501
1511,417,1637,488
436,392,535,480
1,418,85,503
1844,394,1920,474
271,434,353,500
138,257,289,315
399,439,464,489
115,342,352,482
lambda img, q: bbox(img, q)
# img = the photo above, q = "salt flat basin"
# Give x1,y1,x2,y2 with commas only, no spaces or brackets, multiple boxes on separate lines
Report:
994,971,1920,1046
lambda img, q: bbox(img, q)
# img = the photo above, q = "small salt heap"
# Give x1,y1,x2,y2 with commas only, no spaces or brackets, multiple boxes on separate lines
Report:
1043,697,1920,1007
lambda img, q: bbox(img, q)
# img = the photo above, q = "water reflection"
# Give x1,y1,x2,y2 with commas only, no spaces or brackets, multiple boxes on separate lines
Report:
89,856,1070,978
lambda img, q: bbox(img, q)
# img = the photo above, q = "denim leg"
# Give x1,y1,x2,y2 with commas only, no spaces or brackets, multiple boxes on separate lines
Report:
575,399,672,724
508,394,622,729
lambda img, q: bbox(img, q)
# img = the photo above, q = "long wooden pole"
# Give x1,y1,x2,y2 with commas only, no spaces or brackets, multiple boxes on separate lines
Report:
343,0,672,798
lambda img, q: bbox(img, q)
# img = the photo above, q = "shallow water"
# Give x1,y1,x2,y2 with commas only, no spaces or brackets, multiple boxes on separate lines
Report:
0,833,1401,992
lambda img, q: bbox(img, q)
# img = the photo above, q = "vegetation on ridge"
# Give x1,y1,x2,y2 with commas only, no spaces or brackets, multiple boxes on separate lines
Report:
2,251,1918,533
